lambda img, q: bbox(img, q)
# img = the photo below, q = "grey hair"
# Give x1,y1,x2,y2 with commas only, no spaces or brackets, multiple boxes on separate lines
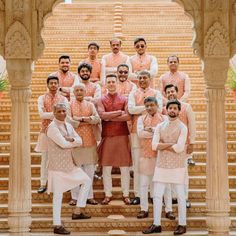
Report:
73,83,86,91
53,103,67,112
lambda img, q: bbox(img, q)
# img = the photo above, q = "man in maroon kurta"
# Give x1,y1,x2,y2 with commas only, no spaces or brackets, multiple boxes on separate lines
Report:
97,74,132,205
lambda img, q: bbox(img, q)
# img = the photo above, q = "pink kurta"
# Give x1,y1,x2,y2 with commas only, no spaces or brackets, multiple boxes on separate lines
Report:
137,113,166,175
35,92,67,152
152,119,187,184
130,88,158,133
160,71,190,102
116,80,137,97
97,93,132,167
51,71,76,88
81,58,101,83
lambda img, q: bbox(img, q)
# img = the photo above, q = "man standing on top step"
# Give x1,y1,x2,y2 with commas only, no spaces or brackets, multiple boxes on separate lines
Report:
77,62,102,104
143,99,187,235
50,55,79,101
129,37,158,86
79,42,102,84
47,103,91,235
163,84,196,209
159,55,190,104
35,76,68,194
101,38,131,84
128,71,163,205
97,74,132,205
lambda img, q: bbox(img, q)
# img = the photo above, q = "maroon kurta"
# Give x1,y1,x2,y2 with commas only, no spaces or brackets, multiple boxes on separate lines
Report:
97,93,132,167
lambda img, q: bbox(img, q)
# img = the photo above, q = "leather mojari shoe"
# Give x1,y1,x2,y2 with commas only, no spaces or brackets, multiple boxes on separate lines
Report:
122,196,131,205
165,211,176,220
137,210,149,219
131,197,140,205
37,186,47,194
173,225,187,235
68,199,77,206
142,224,162,234
72,212,91,220
53,225,70,235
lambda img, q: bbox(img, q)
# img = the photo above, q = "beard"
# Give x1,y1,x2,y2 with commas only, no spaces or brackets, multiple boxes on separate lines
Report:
80,75,90,80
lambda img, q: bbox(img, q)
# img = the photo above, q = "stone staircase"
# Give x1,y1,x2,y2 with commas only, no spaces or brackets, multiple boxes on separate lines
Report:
0,0,235,235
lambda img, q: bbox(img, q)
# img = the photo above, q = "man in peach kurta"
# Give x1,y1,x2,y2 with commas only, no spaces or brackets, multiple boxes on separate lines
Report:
97,74,132,205
163,84,196,210
50,55,79,100
78,62,101,104
129,37,158,86
128,71,163,205
143,99,187,235
101,38,131,84
67,83,101,206
159,55,190,104
79,42,102,83
136,97,167,219
35,76,68,194
47,103,91,235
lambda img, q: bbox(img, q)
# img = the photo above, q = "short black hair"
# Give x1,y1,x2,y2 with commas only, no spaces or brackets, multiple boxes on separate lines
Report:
117,63,129,71
144,96,157,105
134,37,146,45
167,55,179,63
47,75,59,84
106,73,117,80
77,62,92,74
59,55,71,63
164,84,178,93
166,99,181,111
88,42,100,50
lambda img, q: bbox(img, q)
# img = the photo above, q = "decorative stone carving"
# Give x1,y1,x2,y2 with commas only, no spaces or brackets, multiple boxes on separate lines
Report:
173,0,203,58
206,0,222,11
13,0,24,20
230,1,236,57
204,21,229,57
5,21,31,59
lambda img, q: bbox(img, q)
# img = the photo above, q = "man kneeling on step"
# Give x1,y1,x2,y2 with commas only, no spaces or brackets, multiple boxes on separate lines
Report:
47,103,92,235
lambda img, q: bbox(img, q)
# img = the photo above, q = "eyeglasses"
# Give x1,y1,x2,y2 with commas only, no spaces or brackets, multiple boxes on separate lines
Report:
135,45,145,49
118,71,128,74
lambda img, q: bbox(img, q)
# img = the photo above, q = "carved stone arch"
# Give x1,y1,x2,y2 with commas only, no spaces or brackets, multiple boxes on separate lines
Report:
32,0,64,60
204,21,229,58
5,21,31,59
173,0,202,59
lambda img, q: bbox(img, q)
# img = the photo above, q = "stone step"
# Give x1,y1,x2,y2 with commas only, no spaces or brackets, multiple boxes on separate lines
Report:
0,172,226,191
1,216,236,232
0,188,202,204
0,151,236,166
0,202,235,218
1,130,236,142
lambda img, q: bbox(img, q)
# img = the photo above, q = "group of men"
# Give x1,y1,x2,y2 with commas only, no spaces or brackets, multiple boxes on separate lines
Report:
35,37,196,235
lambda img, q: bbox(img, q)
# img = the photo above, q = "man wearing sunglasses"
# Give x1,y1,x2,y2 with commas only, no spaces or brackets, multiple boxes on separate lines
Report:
129,37,158,86
116,63,137,97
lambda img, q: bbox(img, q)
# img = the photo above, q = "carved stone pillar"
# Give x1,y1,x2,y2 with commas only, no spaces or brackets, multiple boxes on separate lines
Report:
7,59,32,235
204,58,231,235
113,0,123,39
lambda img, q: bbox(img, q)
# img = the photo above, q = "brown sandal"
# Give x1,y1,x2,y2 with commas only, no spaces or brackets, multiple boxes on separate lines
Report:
87,198,98,205
123,196,131,205
69,199,77,206
101,196,112,205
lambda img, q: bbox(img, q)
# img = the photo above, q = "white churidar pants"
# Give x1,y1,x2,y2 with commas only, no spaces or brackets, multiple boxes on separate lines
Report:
140,174,153,212
71,164,95,200
153,182,186,226
103,166,130,197
40,152,48,186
